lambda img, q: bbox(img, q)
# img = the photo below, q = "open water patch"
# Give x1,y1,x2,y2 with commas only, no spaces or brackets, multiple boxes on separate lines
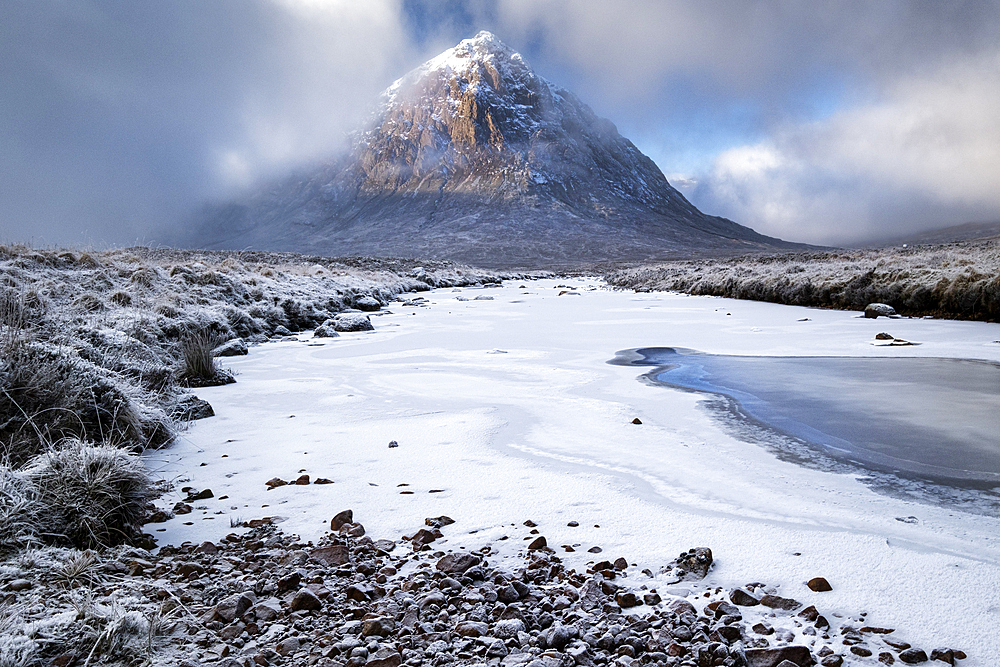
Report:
611,347,1000,512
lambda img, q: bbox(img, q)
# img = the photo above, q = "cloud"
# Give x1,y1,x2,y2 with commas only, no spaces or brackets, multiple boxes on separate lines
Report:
695,49,1000,244
0,0,412,246
2,0,999,248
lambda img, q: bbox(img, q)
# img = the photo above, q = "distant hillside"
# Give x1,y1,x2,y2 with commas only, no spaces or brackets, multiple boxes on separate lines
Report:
180,32,804,268
870,220,1000,247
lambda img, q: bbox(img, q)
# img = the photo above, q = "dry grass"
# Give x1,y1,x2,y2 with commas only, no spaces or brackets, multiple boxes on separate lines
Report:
605,239,1000,321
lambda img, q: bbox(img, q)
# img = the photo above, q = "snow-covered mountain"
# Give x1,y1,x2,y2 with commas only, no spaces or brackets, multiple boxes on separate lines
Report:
185,32,801,267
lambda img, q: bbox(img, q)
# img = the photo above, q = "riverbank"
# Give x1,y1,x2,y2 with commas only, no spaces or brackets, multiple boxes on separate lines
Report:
603,238,1000,321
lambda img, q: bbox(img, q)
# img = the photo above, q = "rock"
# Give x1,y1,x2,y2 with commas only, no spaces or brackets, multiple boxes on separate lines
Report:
275,637,300,656
425,515,455,528
266,477,287,489
821,657,844,667
214,592,255,623
797,605,819,621
362,616,395,637
455,620,489,637
354,296,382,311
330,509,354,531
185,488,213,501
899,648,929,664
171,395,215,421
579,578,605,611
290,588,322,611
760,594,801,611
366,649,402,667
929,648,955,665
879,653,895,665
313,324,340,338
875,332,895,340
642,591,661,606
666,598,697,617
497,583,520,603
807,577,832,592
7,579,31,591
744,646,812,667
864,303,897,318
436,553,480,573
331,314,374,332
851,647,873,657
730,588,761,606
315,477,334,484
273,325,293,337
613,557,628,570
615,591,640,608
250,599,282,622
311,544,350,566
277,572,301,592
587,546,602,553
473,295,493,300
346,584,373,602
294,474,310,485
669,547,713,580
372,539,396,553
631,418,642,424
213,338,248,356
528,536,547,550
495,618,525,638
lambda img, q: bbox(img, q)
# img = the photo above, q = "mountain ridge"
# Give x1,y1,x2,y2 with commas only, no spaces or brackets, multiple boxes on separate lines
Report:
183,32,805,268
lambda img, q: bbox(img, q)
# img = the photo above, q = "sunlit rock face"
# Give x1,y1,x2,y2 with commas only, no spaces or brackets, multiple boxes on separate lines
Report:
188,32,799,268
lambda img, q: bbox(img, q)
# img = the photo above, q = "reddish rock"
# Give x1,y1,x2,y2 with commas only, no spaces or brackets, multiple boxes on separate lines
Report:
527,536,547,550
760,594,801,610
745,646,812,667
330,509,354,531
807,577,832,592
310,544,350,566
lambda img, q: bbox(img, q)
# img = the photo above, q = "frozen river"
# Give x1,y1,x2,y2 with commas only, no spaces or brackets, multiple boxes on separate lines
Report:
149,278,1000,663
617,347,1000,485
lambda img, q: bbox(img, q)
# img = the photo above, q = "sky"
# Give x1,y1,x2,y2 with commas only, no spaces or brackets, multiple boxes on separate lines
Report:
2,0,999,248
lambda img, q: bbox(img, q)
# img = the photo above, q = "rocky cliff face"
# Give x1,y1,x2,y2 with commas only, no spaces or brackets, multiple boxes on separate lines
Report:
187,32,801,268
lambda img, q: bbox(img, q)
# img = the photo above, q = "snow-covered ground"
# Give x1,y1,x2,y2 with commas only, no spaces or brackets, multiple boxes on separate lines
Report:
147,278,1000,663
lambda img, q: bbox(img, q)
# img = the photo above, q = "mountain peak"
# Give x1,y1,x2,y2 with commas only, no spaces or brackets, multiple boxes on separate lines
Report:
384,31,532,106
185,33,799,268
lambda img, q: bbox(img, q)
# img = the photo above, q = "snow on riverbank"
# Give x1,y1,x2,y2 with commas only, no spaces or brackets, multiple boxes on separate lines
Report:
148,278,1000,663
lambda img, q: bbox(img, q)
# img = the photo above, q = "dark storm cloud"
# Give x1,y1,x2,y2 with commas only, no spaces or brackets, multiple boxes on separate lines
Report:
2,1,999,247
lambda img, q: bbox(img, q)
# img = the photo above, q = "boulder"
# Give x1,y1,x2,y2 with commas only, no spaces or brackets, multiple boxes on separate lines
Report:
213,592,255,623
730,588,761,606
807,577,832,592
213,338,248,357
313,324,340,338
171,395,215,421
330,509,354,531
354,296,382,311
331,313,374,332
864,303,897,318
437,553,480,574
289,588,322,611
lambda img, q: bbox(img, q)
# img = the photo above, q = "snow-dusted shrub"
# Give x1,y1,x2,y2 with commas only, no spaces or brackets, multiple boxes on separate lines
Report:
0,343,149,466
108,290,132,307
0,468,37,554
23,440,153,548
73,292,105,312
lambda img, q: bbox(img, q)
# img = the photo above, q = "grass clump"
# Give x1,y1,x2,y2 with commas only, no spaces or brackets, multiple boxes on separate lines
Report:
22,440,153,549
176,333,235,388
